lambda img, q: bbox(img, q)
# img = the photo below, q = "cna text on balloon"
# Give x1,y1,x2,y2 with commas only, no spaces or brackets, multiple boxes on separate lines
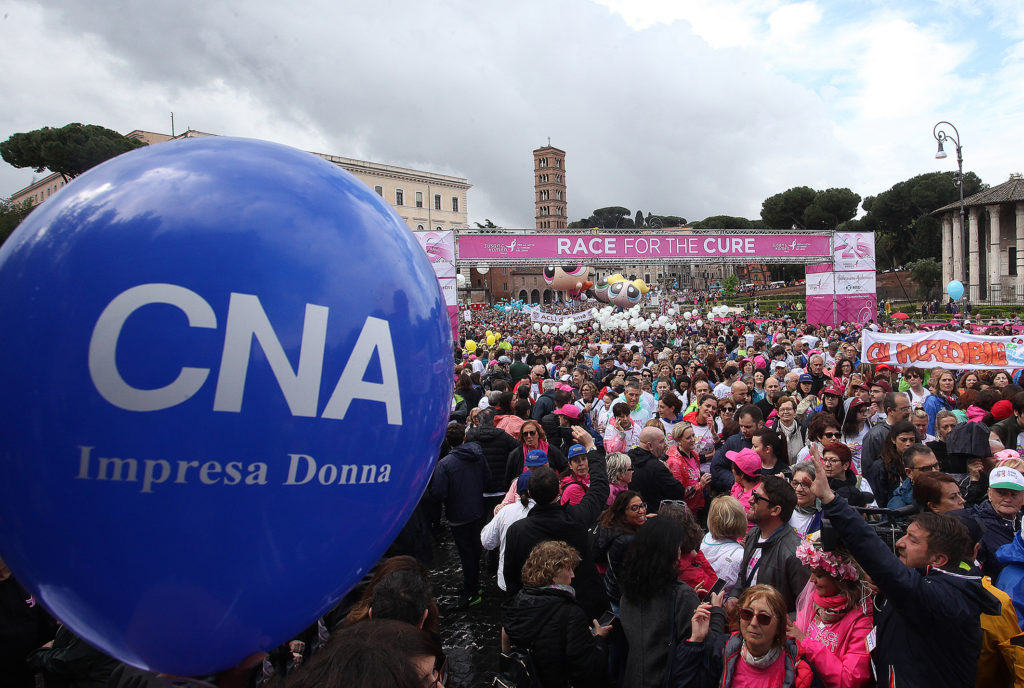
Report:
87,284,403,424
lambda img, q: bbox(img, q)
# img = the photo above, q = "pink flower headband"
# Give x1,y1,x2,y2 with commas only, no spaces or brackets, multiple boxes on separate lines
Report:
796,540,858,581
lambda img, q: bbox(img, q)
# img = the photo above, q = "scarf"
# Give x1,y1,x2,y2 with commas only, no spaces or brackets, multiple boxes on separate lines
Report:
812,590,851,625
742,643,781,669
794,502,820,516
523,439,549,461
546,583,575,597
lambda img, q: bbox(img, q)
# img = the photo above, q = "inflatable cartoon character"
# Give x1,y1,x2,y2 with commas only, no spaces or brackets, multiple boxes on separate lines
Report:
593,273,625,303
608,278,650,308
543,264,593,300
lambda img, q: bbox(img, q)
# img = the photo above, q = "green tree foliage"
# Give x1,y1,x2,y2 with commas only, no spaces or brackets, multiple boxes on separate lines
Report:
908,257,943,300
1,123,146,181
803,188,861,231
760,186,818,229
0,197,34,247
761,186,859,230
568,207,687,229
690,215,753,230
859,171,985,266
723,273,739,295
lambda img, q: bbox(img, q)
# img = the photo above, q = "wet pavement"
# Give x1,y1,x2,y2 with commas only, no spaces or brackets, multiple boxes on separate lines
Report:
427,523,503,688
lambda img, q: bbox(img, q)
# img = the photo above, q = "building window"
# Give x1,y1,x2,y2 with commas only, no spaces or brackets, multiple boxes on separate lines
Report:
416,191,423,208
434,194,442,210
540,190,549,200
1011,247,1018,276
436,226,442,231
555,159,561,168
555,174,562,182
555,191,562,200
417,224,424,230
374,185,383,196
452,197,459,212
395,189,404,206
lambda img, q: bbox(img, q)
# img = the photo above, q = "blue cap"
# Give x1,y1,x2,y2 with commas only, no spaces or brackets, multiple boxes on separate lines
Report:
799,373,813,383
516,472,532,494
567,444,588,460
525,449,548,467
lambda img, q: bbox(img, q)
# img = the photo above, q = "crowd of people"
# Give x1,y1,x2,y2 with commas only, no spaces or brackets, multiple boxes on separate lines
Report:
6,300,1024,687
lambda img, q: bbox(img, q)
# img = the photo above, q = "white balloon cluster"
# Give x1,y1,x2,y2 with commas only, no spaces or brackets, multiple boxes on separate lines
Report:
589,305,682,333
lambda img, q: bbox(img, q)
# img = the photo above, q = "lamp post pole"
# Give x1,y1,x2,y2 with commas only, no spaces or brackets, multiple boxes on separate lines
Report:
933,121,967,286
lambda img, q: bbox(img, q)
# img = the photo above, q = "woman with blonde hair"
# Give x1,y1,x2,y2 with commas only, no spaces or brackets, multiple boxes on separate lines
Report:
699,496,746,592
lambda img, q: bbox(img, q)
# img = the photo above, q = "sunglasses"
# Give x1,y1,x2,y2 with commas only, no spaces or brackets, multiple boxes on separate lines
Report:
750,492,772,506
522,430,538,437
823,431,841,439
739,608,774,625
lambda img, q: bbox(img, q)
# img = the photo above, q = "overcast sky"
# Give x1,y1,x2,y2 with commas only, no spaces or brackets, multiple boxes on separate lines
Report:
1,0,1021,227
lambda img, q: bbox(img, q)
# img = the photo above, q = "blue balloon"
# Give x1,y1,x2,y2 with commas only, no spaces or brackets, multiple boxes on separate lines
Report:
0,137,453,675
948,279,964,301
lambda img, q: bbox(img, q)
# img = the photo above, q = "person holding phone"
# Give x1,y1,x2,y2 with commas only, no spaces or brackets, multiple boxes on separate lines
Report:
672,585,814,688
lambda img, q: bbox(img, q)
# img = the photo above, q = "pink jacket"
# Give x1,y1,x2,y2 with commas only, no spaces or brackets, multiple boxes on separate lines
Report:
794,582,874,688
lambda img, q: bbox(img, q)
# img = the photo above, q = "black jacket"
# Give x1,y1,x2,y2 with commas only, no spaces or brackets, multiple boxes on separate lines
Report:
504,448,610,616
466,425,520,494
991,415,1023,450
26,625,118,688
822,494,1000,688
533,390,557,420
828,469,873,507
628,447,686,508
709,432,752,494
505,444,568,488
429,442,490,524
502,586,607,688
594,524,636,605
728,522,808,613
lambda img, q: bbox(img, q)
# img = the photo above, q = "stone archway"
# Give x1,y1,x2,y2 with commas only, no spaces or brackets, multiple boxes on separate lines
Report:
530,289,540,304
518,289,529,301
543,289,553,304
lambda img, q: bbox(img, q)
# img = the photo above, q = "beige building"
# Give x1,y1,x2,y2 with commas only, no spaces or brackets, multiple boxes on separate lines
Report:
8,128,471,235
934,173,1024,303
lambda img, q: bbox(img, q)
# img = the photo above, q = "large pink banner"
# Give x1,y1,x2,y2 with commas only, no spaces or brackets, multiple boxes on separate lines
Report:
458,233,832,261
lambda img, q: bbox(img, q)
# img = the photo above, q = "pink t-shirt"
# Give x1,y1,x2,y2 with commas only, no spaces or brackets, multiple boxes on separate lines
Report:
730,652,785,688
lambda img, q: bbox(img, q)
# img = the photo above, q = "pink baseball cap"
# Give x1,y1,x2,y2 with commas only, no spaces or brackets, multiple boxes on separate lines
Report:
727,448,761,477
554,405,581,419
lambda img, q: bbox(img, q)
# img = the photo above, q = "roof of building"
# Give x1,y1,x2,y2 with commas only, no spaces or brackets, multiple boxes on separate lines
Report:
933,173,1024,214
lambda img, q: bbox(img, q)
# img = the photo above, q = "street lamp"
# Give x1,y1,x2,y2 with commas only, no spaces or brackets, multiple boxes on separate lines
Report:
933,121,967,284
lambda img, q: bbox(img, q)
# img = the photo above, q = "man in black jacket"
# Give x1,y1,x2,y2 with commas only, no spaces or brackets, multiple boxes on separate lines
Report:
430,433,491,607
807,453,999,687
628,426,686,508
503,427,610,618
467,408,521,515
726,475,808,613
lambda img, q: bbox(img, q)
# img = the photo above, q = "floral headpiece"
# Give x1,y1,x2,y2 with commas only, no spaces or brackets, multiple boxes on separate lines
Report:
796,540,858,582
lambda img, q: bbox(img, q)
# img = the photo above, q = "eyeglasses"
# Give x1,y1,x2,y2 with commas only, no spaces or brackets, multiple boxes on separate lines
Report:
739,608,774,625
522,430,538,437
821,456,844,465
660,499,686,508
823,431,841,439
912,463,941,472
791,480,812,490
750,492,772,506
628,502,648,512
